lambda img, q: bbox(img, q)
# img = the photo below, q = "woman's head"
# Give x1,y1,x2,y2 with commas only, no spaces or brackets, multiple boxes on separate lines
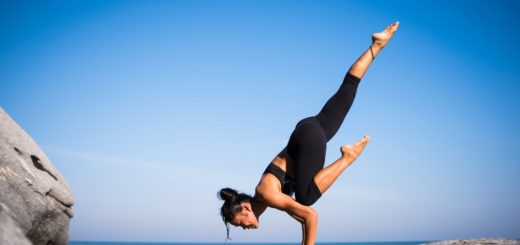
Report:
218,188,259,239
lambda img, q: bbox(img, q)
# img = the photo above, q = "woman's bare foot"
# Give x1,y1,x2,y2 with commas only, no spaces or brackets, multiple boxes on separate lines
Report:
372,21,399,48
340,135,370,160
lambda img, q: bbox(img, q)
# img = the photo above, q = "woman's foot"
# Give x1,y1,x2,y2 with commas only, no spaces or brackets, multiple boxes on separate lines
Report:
372,21,399,48
340,135,370,160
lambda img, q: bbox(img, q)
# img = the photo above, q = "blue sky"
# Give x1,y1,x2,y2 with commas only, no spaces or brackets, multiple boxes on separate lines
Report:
1,0,519,243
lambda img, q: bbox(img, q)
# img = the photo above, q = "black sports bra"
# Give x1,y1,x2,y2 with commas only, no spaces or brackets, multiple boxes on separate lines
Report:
263,163,295,196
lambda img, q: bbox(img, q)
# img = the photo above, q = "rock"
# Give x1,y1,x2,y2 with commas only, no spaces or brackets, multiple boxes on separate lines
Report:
0,205,32,245
0,107,74,245
425,238,520,245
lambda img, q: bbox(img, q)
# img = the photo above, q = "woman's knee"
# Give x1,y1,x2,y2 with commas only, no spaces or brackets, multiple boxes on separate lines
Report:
295,183,322,206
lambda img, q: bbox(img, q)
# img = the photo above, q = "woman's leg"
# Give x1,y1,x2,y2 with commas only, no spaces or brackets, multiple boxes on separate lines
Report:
313,136,369,194
287,118,327,206
315,21,399,141
290,22,399,203
348,21,399,79
312,22,399,195
315,73,360,142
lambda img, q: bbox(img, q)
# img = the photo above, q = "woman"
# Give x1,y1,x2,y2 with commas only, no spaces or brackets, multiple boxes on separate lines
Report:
218,22,399,245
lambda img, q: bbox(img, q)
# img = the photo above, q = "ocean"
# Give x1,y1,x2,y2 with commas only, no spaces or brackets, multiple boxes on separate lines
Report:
68,242,431,245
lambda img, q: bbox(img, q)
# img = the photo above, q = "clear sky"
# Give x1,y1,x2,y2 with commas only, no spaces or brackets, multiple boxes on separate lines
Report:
1,0,519,243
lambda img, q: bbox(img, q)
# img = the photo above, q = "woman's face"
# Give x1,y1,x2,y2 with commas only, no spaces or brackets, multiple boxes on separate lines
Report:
230,202,259,230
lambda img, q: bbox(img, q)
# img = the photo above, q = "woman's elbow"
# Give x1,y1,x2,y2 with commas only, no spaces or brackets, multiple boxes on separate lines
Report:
305,207,318,223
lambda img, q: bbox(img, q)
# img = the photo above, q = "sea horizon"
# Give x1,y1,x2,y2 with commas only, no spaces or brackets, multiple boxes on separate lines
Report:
68,241,432,245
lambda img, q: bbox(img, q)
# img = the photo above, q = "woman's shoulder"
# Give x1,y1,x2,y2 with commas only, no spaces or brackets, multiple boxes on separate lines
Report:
255,174,281,202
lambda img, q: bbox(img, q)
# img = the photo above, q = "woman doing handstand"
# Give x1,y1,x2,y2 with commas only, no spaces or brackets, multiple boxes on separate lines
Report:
218,22,399,245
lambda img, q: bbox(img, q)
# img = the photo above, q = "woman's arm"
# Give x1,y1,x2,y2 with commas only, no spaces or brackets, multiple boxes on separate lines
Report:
263,192,318,245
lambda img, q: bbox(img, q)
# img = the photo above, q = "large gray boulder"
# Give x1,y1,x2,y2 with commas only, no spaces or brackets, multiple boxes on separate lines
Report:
0,107,74,245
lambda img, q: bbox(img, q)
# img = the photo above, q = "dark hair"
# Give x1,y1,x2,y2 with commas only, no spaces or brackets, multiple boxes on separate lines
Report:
218,187,253,240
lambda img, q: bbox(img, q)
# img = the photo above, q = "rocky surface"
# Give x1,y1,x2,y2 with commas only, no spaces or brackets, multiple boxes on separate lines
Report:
0,107,74,245
0,205,32,245
425,238,520,245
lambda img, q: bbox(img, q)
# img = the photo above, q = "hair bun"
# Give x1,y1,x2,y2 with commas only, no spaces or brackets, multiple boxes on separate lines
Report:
218,188,238,202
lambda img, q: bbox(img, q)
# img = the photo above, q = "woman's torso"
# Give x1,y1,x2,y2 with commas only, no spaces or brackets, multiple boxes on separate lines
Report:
254,148,295,201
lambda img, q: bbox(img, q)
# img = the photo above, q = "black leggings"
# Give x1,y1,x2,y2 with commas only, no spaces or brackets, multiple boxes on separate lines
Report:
286,72,361,206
